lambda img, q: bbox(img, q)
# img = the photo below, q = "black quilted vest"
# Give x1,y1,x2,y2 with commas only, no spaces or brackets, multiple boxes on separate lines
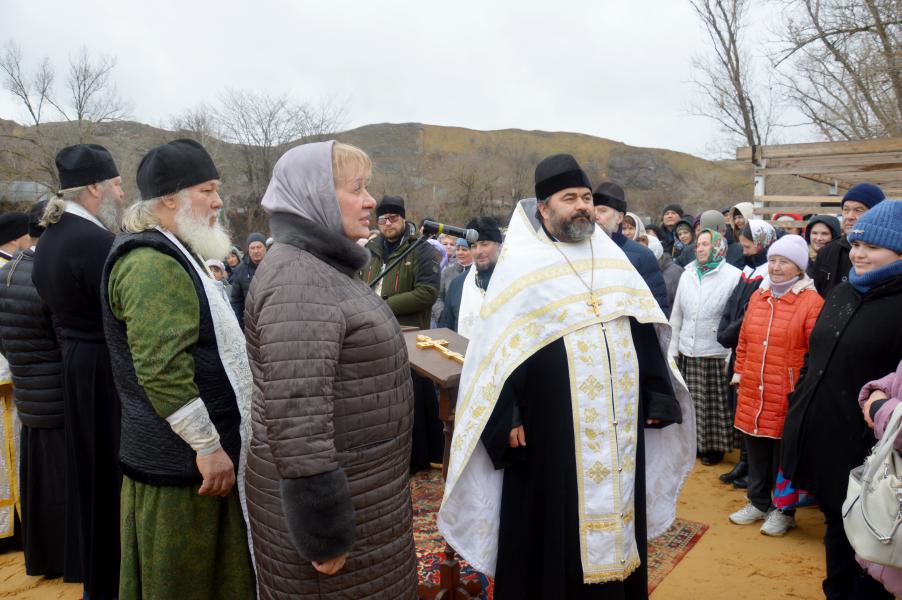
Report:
101,231,241,486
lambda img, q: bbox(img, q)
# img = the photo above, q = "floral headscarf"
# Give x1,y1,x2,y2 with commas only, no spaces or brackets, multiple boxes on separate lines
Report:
746,219,778,253
695,228,728,280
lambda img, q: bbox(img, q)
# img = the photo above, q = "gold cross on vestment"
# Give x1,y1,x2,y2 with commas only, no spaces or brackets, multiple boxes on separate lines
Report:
587,293,601,317
416,335,465,364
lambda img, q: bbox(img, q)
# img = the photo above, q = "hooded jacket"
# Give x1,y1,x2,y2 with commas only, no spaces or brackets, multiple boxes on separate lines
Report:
246,141,417,599
733,277,824,438
671,216,696,264
782,276,902,512
804,215,841,278
812,235,852,299
668,260,742,359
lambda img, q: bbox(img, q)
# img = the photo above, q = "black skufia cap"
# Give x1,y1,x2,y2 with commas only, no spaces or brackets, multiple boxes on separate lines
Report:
55,144,119,190
136,139,220,200
0,212,29,245
376,195,406,218
534,154,592,201
465,216,503,243
593,181,627,213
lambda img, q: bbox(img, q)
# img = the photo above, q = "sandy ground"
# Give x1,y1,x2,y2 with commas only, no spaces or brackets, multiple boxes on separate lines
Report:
652,451,826,600
0,452,827,599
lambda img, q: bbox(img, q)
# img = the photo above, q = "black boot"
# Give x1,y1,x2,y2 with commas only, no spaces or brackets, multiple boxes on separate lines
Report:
720,452,748,484
700,451,724,466
733,475,748,489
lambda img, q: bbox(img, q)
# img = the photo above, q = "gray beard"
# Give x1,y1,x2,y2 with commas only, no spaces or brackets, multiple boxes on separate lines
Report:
174,203,232,260
96,194,121,232
551,215,595,243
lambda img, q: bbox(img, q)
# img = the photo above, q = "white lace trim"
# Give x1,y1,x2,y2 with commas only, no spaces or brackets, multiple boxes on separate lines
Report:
165,397,221,455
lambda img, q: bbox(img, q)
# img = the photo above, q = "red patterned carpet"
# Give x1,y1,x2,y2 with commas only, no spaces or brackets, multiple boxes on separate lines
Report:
411,469,707,598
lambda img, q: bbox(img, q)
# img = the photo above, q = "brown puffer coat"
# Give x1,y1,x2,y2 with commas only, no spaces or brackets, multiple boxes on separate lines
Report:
245,212,417,599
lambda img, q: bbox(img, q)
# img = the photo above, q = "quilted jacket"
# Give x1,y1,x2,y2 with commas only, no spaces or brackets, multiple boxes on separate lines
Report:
733,277,824,438
0,250,65,428
668,260,742,359
244,212,417,599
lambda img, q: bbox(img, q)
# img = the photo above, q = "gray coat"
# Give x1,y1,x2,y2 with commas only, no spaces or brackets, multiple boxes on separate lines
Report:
244,211,417,599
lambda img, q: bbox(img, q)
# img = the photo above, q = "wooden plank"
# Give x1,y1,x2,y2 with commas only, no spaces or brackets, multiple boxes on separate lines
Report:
755,206,841,215
737,137,902,160
755,160,902,177
754,195,843,204
758,151,902,170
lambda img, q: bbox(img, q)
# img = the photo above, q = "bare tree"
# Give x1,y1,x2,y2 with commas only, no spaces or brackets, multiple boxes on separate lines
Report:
688,0,775,161
0,43,131,188
215,89,345,198
772,0,902,139
212,89,347,236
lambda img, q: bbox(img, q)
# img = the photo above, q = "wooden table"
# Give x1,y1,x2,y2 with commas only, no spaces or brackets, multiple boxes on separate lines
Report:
404,329,481,600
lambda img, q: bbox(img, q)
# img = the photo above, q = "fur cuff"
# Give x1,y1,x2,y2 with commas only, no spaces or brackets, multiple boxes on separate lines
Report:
280,469,356,562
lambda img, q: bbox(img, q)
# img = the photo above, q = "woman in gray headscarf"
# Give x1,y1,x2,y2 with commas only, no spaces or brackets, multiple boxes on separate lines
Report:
244,141,417,599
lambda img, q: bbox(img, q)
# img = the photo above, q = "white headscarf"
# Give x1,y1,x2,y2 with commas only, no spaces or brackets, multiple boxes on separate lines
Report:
647,234,664,260
260,141,343,236
625,211,646,241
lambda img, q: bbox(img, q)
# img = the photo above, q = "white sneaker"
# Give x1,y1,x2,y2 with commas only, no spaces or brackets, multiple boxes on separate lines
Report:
729,503,768,525
760,510,796,536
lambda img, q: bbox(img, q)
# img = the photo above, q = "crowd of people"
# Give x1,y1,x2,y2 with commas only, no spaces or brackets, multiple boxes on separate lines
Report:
0,136,898,600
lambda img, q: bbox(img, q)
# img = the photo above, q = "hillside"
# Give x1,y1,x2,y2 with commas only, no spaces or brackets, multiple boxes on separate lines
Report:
0,118,827,237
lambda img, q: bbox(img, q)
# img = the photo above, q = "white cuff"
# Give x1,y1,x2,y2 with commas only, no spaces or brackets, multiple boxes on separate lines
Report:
166,398,221,455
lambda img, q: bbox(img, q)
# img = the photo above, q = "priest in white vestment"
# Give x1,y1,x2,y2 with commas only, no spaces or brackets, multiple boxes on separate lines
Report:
438,154,695,599
441,216,503,337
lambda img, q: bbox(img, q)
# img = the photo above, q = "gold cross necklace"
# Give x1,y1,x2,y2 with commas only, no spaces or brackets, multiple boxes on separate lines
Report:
551,237,601,316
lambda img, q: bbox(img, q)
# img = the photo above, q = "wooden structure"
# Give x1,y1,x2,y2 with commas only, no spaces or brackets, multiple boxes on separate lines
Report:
737,137,902,228
404,328,481,600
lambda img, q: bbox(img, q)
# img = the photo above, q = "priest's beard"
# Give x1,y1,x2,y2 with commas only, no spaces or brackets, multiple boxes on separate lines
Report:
173,197,232,260
545,204,595,243
96,186,122,231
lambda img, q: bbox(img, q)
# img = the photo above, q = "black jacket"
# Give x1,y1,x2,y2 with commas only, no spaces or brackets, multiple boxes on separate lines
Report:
812,235,851,298
0,250,64,428
32,212,114,340
717,255,768,350
438,268,468,332
781,277,902,511
229,256,261,329
612,232,669,315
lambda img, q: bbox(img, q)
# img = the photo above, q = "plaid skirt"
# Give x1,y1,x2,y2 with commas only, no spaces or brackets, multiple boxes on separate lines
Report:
678,353,732,453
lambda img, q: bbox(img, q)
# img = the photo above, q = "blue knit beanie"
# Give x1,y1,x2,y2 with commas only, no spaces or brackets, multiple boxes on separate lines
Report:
847,200,902,253
842,182,885,209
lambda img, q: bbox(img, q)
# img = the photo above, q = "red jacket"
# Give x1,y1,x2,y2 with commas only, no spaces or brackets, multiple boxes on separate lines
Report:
734,277,824,438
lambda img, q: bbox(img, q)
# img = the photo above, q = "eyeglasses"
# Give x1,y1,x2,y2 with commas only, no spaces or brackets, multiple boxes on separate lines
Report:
377,214,402,225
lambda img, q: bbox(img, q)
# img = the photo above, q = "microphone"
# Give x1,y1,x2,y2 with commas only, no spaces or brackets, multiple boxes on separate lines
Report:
421,220,479,244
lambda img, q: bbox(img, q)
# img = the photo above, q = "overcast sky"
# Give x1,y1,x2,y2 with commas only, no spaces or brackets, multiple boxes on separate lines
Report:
1,0,797,158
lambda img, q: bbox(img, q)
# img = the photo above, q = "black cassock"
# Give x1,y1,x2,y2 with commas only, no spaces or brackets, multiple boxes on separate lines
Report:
481,319,682,600
32,212,121,599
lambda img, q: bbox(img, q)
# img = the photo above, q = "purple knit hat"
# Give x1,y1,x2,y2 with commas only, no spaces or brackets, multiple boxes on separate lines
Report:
767,234,809,272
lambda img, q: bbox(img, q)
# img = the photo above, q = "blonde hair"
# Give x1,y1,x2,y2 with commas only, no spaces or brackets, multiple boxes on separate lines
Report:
332,142,371,188
40,179,115,227
121,190,197,233
121,198,163,233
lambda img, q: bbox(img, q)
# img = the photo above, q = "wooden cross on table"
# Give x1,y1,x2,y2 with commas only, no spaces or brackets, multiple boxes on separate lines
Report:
587,293,601,317
416,335,465,364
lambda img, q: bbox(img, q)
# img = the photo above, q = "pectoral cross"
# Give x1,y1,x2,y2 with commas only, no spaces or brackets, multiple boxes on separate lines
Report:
587,293,601,317
416,335,465,364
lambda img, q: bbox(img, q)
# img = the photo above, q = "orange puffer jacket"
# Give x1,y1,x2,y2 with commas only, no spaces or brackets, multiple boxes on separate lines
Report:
734,277,824,438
